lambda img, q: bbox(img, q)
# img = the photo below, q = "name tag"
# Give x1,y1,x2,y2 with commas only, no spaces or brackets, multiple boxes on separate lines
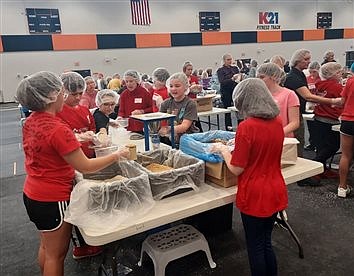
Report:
135,98,142,104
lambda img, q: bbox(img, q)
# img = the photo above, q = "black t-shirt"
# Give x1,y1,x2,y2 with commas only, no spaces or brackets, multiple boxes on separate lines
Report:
284,68,308,114
93,109,109,133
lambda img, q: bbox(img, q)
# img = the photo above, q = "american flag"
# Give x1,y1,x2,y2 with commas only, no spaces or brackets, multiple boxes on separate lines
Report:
130,0,151,25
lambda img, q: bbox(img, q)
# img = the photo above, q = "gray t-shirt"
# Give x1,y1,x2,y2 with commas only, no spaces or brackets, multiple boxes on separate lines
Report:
160,96,199,139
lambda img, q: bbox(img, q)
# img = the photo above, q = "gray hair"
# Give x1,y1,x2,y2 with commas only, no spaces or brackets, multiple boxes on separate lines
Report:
323,50,335,60
308,61,320,71
319,62,342,80
60,72,86,94
289,49,310,67
270,55,285,68
166,72,189,93
257,63,286,85
16,71,63,111
95,89,119,107
232,78,279,119
222,53,232,62
152,68,170,83
123,70,140,82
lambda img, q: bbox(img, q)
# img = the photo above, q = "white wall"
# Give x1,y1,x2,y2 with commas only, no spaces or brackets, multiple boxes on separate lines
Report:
1,0,354,102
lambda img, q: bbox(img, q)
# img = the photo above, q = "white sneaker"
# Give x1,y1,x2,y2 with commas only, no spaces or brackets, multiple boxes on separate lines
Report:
338,186,351,198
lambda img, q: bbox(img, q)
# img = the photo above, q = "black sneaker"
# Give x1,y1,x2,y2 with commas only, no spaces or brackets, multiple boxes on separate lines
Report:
297,176,321,187
304,144,316,151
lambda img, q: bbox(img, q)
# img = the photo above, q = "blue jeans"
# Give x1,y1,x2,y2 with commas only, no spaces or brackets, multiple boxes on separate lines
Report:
241,212,278,276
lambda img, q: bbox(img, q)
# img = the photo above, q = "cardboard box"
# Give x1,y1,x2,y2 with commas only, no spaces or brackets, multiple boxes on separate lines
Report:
205,138,299,187
194,94,215,112
205,161,236,187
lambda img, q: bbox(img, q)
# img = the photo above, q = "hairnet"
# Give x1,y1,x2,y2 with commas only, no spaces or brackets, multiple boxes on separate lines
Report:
232,78,279,119
84,76,94,82
256,63,286,84
323,50,335,60
289,49,310,67
250,59,258,67
319,62,342,80
152,68,170,83
95,89,119,107
166,72,189,95
123,70,140,82
16,71,63,111
270,55,285,67
308,61,320,71
182,61,193,72
60,72,86,94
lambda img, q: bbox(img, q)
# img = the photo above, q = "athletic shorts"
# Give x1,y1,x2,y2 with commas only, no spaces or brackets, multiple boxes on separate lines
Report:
23,193,69,232
340,120,354,137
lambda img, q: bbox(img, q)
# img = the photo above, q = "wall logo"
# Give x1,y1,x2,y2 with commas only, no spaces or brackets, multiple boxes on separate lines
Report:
257,12,281,30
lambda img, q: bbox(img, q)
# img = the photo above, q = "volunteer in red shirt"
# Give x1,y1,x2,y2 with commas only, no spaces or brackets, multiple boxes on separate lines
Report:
313,62,344,179
182,61,202,99
118,70,153,133
338,75,354,197
57,72,96,158
211,78,288,276
16,71,129,276
151,67,170,112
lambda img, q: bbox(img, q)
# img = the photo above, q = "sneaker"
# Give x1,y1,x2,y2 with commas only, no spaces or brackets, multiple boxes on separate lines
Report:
322,169,339,179
73,245,103,260
338,186,351,198
304,144,316,151
297,176,321,187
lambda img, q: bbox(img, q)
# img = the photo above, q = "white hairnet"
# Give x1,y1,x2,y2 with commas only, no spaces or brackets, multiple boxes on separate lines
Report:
308,61,320,71
95,89,119,107
60,72,86,94
289,49,310,67
152,68,170,83
123,70,140,82
166,72,190,95
232,78,279,119
319,62,342,80
16,71,63,111
256,63,286,85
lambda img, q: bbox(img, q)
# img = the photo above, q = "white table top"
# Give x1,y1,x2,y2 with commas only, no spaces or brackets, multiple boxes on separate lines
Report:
198,107,231,117
227,106,238,112
130,112,175,121
80,157,323,246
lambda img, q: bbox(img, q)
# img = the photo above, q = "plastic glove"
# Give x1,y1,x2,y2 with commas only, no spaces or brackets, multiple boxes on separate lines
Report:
112,147,130,161
75,131,95,142
159,126,171,137
152,94,163,110
210,143,229,155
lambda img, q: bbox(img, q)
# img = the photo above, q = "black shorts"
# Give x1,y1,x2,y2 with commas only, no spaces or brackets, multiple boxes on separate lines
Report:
340,120,354,137
23,193,69,232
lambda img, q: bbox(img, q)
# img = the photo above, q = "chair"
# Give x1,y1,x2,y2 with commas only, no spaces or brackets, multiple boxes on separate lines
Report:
138,224,216,276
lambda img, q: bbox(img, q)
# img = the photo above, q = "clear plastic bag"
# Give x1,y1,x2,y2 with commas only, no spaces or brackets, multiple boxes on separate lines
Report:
64,161,154,233
179,130,235,163
135,149,205,200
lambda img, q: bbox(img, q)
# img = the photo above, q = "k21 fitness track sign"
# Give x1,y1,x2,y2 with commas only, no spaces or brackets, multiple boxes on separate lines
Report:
257,11,281,30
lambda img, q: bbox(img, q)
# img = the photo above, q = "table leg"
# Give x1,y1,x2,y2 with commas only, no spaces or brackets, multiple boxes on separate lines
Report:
208,116,211,131
216,115,220,130
169,118,175,148
143,122,150,151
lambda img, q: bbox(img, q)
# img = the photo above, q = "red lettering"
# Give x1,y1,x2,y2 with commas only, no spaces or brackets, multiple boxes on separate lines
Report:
259,12,269,24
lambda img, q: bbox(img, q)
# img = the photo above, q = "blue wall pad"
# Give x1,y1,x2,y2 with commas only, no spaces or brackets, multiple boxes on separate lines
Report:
97,34,136,49
282,30,304,41
2,35,53,52
171,33,202,47
325,29,344,39
231,31,257,44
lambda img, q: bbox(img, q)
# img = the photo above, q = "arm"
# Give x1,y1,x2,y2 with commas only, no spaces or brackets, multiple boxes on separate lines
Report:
284,106,300,136
63,147,129,174
296,86,335,105
174,119,193,134
210,144,244,176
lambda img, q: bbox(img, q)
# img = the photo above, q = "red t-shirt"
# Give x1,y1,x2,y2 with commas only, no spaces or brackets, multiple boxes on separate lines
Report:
188,75,199,99
152,86,169,112
118,86,153,132
23,112,81,201
57,104,96,157
341,77,354,121
231,116,288,217
315,79,343,120
79,90,97,109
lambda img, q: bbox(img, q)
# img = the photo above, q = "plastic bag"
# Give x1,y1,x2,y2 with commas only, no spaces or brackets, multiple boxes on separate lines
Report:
179,130,235,163
64,161,154,233
135,149,205,200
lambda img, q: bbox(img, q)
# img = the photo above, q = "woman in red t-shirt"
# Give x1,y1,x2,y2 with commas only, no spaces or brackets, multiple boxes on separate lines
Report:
16,71,129,276
211,78,288,276
151,67,170,112
182,61,202,99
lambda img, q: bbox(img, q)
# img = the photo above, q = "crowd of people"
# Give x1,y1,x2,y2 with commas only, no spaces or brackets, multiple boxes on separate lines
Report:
16,48,354,276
